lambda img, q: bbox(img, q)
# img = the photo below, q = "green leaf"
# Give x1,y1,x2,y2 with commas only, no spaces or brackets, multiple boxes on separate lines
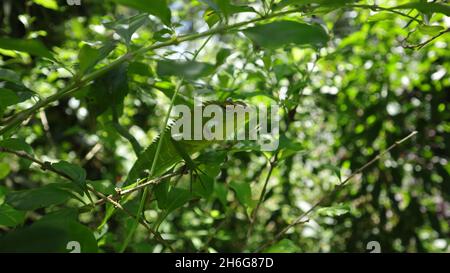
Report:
170,139,221,199
78,42,116,75
0,82,36,103
86,63,129,117
0,138,34,168
192,171,215,199
275,0,351,10
0,38,54,59
154,182,170,209
52,161,87,194
111,0,171,26
0,204,26,227
5,184,75,211
214,183,228,207
243,21,329,49
163,187,192,214
104,13,150,45
157,60,216,79
368,12,396,22
200,0,255,17
128,61,153,77
0,162,10,180
204,8,220,28
277,135,304,161
32,0,59,10
317,204,350,217
39,208,78,223
275,0,322,9
0,68,36,107
78,44,100,75
0,88,20,111
155,187,192,228
0,218,98,253
394,2,450,16
0,186,6,205
0,68,21,83
418,25,445,36
264,239,300,253
230,181,254,208
192,152,226,198
0,138,33,154
215,48,231,66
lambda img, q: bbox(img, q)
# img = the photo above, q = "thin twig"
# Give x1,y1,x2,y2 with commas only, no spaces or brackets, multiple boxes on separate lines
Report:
349,4,422,23
256,131,418,252
247,155,278,239
38,110,56,148
82,143,102,163
404,28,450,50
119,171,185,196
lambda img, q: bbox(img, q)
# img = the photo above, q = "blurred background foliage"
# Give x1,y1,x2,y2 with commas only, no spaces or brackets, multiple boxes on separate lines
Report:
0,0,449,252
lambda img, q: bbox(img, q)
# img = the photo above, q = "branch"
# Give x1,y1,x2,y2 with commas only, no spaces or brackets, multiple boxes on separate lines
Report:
247,155,278,239
118,171,185,196
255,131,418,252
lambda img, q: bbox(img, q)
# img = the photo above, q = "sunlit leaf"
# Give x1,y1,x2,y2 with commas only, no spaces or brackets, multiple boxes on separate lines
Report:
368,12,396,22
0,162,10,180
418,25,445,36
394,2,450,16
157,60,216,79
317,204,350,217
0,38,54,59
243,21,329,49
111,0,171,25
78,42,116,75
104,13,150,45
32,0,59,10
200,0,255,17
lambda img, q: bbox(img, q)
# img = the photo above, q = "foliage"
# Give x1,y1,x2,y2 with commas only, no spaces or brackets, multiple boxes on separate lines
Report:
0,0,449,253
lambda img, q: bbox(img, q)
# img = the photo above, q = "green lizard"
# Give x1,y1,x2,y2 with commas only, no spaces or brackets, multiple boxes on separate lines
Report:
123,98,250,187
